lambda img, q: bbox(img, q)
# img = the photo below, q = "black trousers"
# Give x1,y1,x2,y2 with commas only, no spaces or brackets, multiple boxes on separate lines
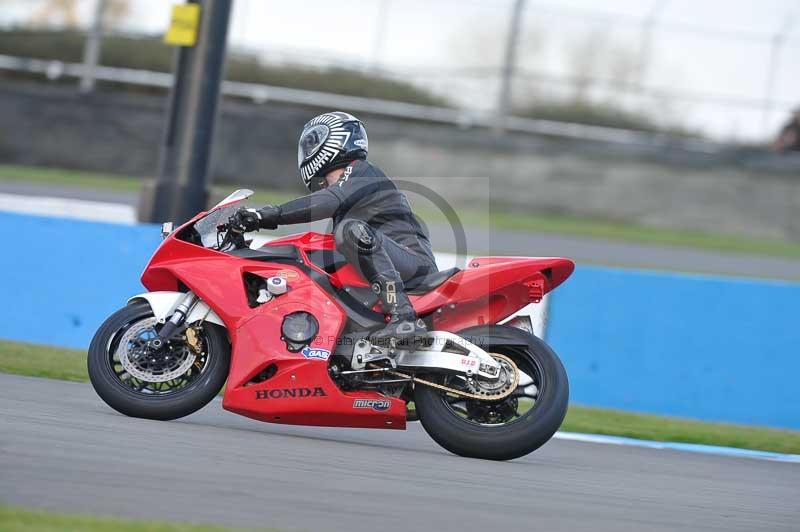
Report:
334,219,437,286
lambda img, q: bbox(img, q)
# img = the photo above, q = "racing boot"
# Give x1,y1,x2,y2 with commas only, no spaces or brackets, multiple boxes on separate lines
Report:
369,275,426,349
333,219,427,348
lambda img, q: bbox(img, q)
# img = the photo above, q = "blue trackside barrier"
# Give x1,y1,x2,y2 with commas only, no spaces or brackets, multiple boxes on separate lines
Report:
0,212,160,350
547,266,800,430
0,211,798,429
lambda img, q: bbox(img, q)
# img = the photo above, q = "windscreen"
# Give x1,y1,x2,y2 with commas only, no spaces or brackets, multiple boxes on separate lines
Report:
192,204,243,248
176,190,255,249
213,189,254,209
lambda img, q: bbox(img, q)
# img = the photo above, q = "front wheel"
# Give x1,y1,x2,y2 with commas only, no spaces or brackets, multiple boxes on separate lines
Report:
414,325,569,461
88,301,230,421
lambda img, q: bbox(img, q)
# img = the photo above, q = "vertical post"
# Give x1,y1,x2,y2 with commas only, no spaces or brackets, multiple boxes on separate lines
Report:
139,0,232,224
171,0,232,223
80,0,107,94
762,17,793,136
140,34,194,223
637,0,668,87
495,0,526,132
370,0,390,72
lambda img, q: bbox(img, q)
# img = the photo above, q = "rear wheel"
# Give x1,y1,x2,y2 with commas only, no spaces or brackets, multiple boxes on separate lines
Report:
414,325,569,461
88,301,230,420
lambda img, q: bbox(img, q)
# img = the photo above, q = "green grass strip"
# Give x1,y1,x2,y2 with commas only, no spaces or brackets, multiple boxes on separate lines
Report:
0,165,294,204
561,405,800,456
418,206,800,259
0,340,88,382
2,339,799,455
0,165,141,192
490,212,800,258
0,504,274,532
2,164,800,259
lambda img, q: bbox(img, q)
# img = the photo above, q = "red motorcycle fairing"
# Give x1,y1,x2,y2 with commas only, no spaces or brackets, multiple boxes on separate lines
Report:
139,218,572,431
141,236,407,429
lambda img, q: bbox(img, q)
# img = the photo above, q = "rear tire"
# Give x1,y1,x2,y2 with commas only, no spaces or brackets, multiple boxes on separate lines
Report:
414,325,569,461
88,302,230,421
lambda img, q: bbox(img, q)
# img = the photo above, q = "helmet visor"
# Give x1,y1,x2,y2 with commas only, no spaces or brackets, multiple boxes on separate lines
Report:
297,124,330,168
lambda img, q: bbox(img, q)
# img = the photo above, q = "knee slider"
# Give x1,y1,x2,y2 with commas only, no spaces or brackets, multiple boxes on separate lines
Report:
338,220,378,254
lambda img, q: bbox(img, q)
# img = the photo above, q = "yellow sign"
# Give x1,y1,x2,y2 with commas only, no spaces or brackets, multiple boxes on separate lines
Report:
164,4,201,47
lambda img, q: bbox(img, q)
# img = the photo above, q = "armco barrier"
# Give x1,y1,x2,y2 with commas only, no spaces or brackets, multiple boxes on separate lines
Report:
1,212,798,429
547,266,800,430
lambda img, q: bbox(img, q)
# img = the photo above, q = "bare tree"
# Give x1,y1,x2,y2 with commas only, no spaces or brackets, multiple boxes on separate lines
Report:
104,0,131,30
448,13,546,110
30,0,81,28
565,29,609,104
604,42,642,107
26,0,130,30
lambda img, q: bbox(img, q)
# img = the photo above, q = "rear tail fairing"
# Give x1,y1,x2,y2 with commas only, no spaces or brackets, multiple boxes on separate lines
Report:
412,256,575,332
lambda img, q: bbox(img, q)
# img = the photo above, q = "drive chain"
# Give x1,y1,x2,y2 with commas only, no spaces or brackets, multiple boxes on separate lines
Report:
388,353,520,401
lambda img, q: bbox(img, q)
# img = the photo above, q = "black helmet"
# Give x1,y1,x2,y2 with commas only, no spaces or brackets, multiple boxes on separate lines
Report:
297,111,368,191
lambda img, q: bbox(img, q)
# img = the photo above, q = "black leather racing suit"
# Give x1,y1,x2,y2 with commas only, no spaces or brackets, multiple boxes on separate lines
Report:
272,160,438,316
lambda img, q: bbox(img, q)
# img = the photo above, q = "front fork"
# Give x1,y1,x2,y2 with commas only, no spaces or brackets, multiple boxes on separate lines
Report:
152,291,198,347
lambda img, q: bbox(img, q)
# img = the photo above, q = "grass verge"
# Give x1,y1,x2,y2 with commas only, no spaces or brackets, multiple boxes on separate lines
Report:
2,339,799,455
3,164,800,259
0,504,272,532
0,165,294,206
0,165,141,192
472,209,800,259
561,406,800,455
0,340,88,382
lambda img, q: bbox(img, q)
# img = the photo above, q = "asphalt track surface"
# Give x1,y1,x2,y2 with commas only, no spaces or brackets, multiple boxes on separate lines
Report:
2,181,799,281
2,374,799,532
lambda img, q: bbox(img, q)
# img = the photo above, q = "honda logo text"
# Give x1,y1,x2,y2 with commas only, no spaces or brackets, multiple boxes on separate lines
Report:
255,387,327,400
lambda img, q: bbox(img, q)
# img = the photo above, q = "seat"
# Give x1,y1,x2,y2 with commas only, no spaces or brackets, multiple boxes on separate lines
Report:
405,267,461,294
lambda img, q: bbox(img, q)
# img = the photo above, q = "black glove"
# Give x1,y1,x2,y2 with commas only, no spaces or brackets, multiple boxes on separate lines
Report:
230,205,281,233
256,205,281,230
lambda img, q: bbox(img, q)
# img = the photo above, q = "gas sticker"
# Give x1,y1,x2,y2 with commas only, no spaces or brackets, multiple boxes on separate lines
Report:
301,346,331,361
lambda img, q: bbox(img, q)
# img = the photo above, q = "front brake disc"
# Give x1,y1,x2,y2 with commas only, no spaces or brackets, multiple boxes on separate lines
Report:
117,318,196,383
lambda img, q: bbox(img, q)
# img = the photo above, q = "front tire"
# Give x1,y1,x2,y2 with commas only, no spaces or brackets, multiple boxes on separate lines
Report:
88,302,230,421
414,325,569,461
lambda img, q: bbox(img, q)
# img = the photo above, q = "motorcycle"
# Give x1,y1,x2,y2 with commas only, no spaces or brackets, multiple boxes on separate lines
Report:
88,190,574,460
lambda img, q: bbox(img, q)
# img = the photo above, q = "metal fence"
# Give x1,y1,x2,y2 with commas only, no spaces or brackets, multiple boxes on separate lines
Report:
0,53,725,154
0,0,797,142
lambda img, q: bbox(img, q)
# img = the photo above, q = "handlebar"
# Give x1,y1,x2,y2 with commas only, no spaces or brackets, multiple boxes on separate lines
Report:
216,218,247,251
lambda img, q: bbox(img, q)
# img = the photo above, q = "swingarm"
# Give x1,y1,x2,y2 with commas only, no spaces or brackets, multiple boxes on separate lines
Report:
350,331,503,380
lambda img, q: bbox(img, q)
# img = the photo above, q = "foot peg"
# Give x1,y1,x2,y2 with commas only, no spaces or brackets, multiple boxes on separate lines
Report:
350,339,396,370
369,319,427,349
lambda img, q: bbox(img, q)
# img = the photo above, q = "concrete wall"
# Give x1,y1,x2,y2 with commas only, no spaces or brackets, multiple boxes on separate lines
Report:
2,81,800,240
1,211,798,429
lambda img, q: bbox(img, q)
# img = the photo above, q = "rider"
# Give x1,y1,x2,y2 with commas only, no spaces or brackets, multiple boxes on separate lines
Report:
231,111,437,346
